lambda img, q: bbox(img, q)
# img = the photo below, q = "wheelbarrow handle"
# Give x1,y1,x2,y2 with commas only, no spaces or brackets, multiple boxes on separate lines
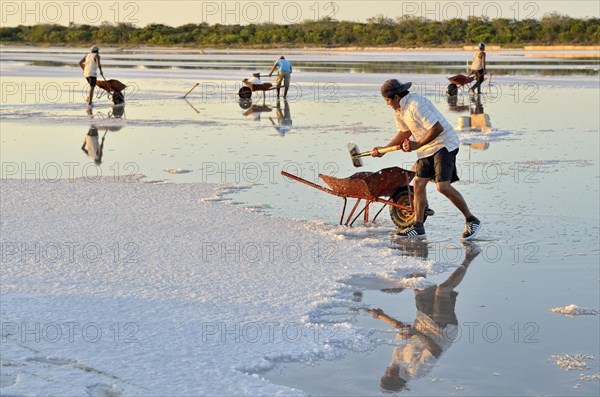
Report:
281,171,335,195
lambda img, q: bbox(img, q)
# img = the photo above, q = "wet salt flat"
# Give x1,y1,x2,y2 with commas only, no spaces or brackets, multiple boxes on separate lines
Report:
1,47,599,396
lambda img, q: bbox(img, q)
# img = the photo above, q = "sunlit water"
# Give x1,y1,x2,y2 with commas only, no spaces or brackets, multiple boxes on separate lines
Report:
1,47,599,396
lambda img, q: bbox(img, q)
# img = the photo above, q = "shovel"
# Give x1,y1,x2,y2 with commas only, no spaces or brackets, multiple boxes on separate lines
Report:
348,141,407,168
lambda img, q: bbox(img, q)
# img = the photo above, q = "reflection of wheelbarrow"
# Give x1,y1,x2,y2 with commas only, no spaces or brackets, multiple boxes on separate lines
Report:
281,167,433,228
238,73,277,99
96,79,127,104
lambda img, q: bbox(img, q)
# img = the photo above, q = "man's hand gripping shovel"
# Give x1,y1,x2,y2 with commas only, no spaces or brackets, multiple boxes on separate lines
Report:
348,139,412,168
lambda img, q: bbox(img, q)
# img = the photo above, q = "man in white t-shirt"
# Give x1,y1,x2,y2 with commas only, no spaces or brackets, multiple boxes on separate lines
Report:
470,43,487,94
372,79,481,240
79,46,104,106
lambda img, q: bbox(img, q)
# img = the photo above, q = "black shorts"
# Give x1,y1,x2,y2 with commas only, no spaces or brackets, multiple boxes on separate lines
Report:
415,147,460,183
86,76,97,87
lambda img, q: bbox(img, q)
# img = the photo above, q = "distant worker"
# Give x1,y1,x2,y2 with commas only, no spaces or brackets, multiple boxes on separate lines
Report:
268,55,292,99
79,45,104,106
469,43,486,94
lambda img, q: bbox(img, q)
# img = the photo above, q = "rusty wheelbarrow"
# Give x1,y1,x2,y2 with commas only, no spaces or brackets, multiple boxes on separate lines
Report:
447,73,493,95
446,74,475,95
282,167,433,228
96,79,127,104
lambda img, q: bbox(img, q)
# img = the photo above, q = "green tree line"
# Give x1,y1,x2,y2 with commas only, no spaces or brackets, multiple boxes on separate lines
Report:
1,14,598,47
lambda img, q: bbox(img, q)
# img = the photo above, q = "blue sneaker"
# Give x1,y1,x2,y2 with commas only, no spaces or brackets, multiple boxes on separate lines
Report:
396,225,426,238
461,218,482,241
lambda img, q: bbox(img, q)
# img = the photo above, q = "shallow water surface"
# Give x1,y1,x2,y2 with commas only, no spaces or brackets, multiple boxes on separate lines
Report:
1,48,599,396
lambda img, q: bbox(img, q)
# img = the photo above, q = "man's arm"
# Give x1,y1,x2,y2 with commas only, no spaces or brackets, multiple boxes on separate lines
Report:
481,52,486,71
371,129,412,157
96,55,104,76
79,56,86,70
404,121,444,152
267,63,277,77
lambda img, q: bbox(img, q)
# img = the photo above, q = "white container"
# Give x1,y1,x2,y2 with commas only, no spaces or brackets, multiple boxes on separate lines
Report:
457,116,471,130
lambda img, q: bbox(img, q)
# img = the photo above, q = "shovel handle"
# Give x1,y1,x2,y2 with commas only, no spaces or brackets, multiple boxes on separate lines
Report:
355,144,402,158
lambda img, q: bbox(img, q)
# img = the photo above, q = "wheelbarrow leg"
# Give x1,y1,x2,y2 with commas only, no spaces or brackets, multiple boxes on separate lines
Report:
345,199,362,226
372,203,387,222
339,197,347,225
350,200,372,227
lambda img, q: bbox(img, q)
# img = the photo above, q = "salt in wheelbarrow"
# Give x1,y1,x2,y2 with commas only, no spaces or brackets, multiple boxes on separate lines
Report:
238,73,277,99
281,167,433,228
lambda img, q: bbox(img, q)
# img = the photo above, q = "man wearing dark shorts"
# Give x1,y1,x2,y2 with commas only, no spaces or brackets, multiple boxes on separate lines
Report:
79,46,104,106
372,79,482,240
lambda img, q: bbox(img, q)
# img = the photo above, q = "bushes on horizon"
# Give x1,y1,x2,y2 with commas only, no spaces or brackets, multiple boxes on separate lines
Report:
1,15,598,47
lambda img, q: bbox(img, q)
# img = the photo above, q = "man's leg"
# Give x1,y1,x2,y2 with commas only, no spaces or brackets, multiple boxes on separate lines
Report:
275,73,282,98
86,77,96,105
283,72,290,98
413,176,429,224
436,181,472,218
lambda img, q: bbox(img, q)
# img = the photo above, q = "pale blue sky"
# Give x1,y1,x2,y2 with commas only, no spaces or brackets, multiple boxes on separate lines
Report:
1,1,599,27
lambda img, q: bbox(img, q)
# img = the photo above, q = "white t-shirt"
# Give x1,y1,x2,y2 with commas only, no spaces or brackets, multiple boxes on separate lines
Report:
83,53,98,77
471,50,485,71
394,93,459,159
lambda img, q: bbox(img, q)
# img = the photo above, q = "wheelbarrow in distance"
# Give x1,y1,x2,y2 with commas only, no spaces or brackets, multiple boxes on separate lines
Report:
238,72,277,100
95,78,127,105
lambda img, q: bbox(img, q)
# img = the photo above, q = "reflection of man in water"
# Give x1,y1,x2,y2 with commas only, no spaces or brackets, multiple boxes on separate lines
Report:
369,242,480,392
269,99,293,136
81,126,105,164
470,94,484,115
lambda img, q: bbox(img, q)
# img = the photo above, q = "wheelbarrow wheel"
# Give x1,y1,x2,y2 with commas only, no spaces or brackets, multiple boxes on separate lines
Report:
389,186,430,229
238,86,252,99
